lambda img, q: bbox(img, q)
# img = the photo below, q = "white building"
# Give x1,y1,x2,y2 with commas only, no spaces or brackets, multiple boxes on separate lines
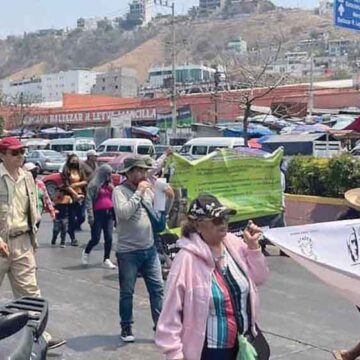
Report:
265,58,326,78
0,77,42,102
77,17,103,31
128,0,152,26
284,52,308,61
227,37,247,55
319,0,333,17
199,0,226,16
328,39,355,57
148,64,216,88
92,68,138,97
41,70,99,102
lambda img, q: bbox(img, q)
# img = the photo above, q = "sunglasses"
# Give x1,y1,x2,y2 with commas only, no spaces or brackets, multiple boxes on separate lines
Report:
9,149,26,156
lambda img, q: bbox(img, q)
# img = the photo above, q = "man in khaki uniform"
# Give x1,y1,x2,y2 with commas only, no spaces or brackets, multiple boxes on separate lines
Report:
0,137,65,350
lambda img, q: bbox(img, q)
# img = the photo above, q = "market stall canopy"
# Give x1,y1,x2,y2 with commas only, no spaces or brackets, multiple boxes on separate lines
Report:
331,116,356,130
40,127,73,135
131,126,159,137
344,116,360,132
248,138,263,149
329,129,360,140
8,128,35,137
221,124,273,138
290,123,330,133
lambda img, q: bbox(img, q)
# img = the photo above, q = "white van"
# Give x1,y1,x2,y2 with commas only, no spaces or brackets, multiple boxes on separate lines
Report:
48,138,96,159
22,138,50,154
179,137,245,159
97,138,155,157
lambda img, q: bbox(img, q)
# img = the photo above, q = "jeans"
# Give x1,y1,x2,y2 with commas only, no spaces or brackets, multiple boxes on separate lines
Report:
85,209,113,261
116,245,164,328
52,218,68,244
76,201,86,229
68,202,82,241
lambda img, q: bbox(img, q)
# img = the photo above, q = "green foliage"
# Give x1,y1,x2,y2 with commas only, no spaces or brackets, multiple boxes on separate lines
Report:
286,154,360,198
0,116,4,137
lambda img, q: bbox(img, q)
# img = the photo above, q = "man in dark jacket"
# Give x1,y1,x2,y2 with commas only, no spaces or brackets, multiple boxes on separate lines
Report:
81,149,98,182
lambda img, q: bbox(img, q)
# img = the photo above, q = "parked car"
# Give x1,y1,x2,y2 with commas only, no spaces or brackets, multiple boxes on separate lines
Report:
96,152,122,165
25,150,66,173
43,166,121,200
154,145,168,159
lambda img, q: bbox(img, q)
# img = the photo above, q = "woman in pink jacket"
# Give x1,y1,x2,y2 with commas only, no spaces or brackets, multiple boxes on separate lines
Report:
155,194,270,360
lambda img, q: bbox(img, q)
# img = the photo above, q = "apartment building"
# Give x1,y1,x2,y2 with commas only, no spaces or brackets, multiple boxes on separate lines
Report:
92,68,138,98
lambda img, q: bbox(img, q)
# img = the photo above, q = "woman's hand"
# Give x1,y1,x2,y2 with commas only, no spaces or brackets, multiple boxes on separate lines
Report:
71,181,87,189
50,209,57,220
0,238,9,258
243,220,262,250
73,193,84,203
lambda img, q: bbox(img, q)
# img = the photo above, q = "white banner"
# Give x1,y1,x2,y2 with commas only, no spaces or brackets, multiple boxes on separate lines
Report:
264,220,360,307
111,114,132,128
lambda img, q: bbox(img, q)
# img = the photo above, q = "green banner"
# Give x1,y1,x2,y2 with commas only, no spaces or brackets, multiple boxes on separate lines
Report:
168,148,283,224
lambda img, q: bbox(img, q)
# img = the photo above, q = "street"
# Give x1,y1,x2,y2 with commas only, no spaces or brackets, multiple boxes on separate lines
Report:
1,215,360,360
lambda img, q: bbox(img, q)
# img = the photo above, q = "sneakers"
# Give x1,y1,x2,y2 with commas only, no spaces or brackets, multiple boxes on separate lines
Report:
103,259,116,269
47,338,67,350
121,325,135,342
71,239,79,247
60,242,66,248
81,250,89,266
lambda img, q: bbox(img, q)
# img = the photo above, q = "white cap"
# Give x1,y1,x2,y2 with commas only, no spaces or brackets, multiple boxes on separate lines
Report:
87,149,98,157
23,162,38,171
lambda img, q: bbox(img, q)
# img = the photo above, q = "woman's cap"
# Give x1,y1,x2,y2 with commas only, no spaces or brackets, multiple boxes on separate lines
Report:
23,162,38,171
187,194,237,220
345,188,360,211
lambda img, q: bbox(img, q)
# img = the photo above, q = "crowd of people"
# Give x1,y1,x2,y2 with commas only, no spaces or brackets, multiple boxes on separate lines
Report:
1,135,359,360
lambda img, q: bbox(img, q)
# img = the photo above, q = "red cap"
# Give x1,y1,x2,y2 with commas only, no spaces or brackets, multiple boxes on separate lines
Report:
0,137,26,151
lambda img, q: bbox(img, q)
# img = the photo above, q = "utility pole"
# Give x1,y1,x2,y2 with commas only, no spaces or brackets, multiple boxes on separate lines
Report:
308,48,314,121
19,92,24,139
171,2,177,138
154,0,177,142
214,67,221,124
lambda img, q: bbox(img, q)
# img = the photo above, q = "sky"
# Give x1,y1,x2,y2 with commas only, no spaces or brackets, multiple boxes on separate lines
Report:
0,0,318,38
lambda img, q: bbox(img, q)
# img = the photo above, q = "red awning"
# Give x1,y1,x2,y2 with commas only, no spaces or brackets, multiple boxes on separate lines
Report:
344,116,360,131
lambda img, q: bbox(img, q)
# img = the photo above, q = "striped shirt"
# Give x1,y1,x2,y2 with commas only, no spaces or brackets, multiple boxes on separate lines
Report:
206,248,250,349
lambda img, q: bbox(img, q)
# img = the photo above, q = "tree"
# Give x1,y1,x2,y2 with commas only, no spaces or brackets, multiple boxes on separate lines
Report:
1,92,41,138
220,40,287,146
0,116,4,137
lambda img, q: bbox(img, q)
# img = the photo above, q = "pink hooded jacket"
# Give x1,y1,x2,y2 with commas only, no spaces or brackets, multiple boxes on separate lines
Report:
155,231,269,360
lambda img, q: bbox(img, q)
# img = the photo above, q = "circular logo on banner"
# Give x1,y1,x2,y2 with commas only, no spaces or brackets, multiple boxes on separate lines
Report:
347,227,360,264
298,235,317,260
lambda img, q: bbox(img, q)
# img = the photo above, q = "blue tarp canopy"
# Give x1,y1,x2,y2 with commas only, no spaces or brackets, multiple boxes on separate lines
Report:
132,127,159,136
221,125,272,138
8,128,35,137
40,127,73,135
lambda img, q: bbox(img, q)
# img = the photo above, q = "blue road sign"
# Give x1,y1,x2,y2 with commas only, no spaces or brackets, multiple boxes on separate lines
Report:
334,0,360,32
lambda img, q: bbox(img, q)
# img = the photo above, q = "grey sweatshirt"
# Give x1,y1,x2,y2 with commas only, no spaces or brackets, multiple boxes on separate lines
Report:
112,184,154,253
